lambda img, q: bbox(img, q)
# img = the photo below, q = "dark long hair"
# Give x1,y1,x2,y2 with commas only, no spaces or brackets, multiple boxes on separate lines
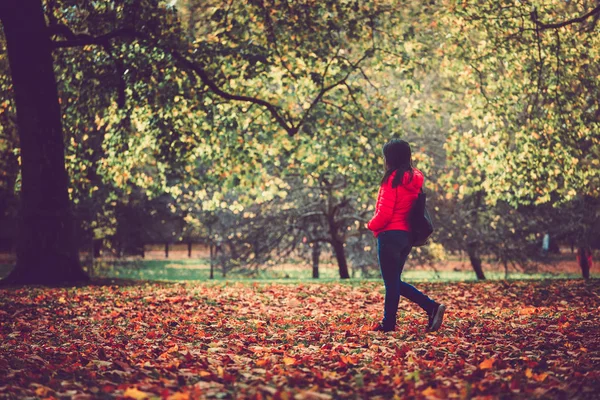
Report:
380,139,413,188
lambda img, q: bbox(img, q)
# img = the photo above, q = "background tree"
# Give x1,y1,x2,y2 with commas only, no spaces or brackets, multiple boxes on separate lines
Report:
442,0,600,277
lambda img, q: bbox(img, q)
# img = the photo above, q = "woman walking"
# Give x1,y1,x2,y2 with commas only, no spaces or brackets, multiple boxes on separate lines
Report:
367,139,445,332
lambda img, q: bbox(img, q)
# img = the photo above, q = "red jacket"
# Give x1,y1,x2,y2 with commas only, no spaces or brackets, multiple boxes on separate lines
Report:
367,169,424,237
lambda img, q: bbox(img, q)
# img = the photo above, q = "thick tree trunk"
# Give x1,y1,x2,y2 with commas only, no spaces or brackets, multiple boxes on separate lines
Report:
331,240,350,279
467,242,486,280
312,242,320,279
0,0,87,285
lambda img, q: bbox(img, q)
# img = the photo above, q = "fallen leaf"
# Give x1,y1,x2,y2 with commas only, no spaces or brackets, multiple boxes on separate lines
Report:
123,387,151,400
479,358,495,370
283,356,296,366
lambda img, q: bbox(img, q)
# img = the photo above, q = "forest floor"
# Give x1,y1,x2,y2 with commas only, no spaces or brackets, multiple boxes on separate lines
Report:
1,279,599,399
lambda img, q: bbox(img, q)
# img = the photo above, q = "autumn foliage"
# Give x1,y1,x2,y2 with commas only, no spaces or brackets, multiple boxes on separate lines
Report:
1,279,599,399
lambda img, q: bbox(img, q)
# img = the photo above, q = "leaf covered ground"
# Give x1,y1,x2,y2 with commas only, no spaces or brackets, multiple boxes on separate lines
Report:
1,279,599,399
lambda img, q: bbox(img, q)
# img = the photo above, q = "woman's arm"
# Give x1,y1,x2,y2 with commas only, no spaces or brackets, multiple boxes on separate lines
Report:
367,179,397,231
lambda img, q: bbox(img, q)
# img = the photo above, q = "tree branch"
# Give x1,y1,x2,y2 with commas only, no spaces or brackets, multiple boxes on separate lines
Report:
49,26,136,47
50,23,376,138
292,48,374,134
102,43,127,109
531,4,600,30
49,24,297,135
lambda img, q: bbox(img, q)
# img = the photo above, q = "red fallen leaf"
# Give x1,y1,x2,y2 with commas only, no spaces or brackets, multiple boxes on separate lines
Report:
510,378,521,392
113,360,131,372
97,348,108,360
1,280,599,399
102,384,116,393
222,371,237,383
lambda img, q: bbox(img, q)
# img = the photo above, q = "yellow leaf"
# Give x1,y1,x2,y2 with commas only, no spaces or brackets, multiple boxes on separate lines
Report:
479,358,495,370
525,368,533,378
518,307,537,315
167,344,179,353
256,358,269,366
34,385,52,397
421,387,443,399
533,372,548,382
123,387,151,400
168,392,190,400
283,356,296,365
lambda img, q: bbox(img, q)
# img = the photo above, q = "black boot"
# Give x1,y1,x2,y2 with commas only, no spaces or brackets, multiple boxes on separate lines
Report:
427,303,446,332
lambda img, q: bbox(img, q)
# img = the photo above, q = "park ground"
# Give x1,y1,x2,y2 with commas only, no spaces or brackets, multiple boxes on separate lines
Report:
2,243,597,282
1,279,599,399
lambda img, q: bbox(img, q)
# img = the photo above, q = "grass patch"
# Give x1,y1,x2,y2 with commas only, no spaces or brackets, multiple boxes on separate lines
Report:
87,259,597,283
1,259,596,283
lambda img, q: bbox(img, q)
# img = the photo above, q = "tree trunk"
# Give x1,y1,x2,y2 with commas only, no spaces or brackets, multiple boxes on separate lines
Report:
208,225,214,279
331,240,350,279
467,242,486,280
578,247,591,280
93,239,102,258
312,242,320,279
165,242,169,258
0,0,87,285
209,243,214,280
188,242,192,258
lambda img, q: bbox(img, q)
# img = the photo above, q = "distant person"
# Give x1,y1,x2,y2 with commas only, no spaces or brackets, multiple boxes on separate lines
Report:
367,139,445,332
542,233,550,255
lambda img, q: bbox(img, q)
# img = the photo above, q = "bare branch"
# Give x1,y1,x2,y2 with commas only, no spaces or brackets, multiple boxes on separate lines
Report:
49,22,377,138
49,24,297,135
531,4,600,30
293,48,374,133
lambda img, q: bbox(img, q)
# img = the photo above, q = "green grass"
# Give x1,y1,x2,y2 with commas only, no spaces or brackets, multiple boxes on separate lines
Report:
1,260,597,283
88,259,597,283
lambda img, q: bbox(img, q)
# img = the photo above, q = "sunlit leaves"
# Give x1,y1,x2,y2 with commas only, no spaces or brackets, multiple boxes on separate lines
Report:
443,0,600,207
